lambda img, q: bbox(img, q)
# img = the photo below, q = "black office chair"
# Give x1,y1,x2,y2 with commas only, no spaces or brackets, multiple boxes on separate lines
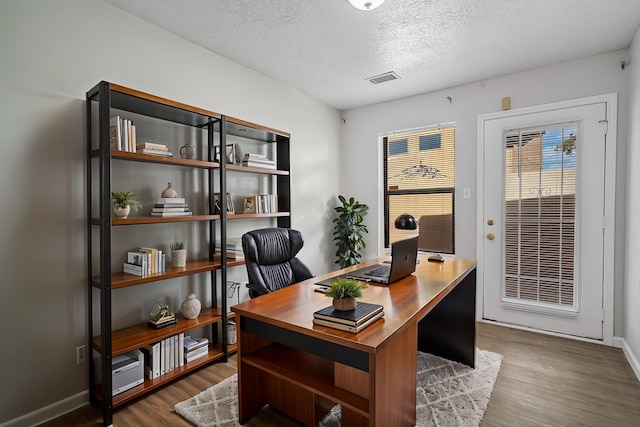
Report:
242,227,314,298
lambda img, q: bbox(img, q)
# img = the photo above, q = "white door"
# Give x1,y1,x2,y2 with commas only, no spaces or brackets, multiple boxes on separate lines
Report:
480,97,615,340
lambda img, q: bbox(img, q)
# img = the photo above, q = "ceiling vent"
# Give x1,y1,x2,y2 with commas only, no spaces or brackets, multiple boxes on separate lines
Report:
367,71,400,84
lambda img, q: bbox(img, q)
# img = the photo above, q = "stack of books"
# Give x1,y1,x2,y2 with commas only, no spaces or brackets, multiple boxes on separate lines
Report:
216,238,244,260
124,247,165,277
312,302,384,333
110,115,136,152
242,153,276,169
136,142,173,157
152,197,193,217
183,336,209,363
141,333,184,379
148,311,177,329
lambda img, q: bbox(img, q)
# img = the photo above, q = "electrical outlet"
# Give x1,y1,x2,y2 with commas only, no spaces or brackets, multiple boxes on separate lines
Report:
76,345,86,365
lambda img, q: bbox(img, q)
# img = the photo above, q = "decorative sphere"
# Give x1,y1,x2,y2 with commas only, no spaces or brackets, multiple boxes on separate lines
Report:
180,293,201,319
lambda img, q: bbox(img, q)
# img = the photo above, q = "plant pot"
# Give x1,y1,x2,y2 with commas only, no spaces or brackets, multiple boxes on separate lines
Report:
113,205,130,218
332,297,357,311
171,249,187,268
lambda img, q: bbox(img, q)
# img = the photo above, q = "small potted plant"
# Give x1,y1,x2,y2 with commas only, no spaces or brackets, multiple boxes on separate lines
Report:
326,278,366,311
111,190,142,218
170,241,186,268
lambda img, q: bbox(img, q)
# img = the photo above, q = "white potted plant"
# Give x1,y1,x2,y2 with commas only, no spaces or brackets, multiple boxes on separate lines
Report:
170,241,187,268
111,190,142,218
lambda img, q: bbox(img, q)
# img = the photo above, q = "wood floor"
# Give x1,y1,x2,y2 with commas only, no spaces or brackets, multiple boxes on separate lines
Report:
39,322,640,427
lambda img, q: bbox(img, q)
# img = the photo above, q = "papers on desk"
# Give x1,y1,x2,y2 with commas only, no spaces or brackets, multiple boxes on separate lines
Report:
312,302,384,333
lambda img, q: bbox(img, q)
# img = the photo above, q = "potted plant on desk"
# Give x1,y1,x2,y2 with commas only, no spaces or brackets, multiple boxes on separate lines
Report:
326,278,366,311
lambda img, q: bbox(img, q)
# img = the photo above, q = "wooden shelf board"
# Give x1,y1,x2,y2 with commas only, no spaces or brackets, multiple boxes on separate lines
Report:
92,308,226,355
91,258,223,289
227,212,290,220
111,214,219,225
242,343,369,416
226,163,289,175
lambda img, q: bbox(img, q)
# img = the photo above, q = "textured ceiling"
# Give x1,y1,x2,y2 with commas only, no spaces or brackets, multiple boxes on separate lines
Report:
103,0,640,110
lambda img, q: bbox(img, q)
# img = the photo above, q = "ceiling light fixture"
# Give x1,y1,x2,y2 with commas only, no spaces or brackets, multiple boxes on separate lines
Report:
349,0,385,11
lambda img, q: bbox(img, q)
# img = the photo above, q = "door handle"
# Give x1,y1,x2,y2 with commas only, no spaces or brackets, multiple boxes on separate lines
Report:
486,233,495,240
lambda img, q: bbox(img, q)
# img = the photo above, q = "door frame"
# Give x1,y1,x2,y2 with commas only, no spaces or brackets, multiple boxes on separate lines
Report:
476,93,617,345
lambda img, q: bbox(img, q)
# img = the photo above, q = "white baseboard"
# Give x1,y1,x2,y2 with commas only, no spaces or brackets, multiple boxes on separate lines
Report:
613,336,640,382
0,390,89,427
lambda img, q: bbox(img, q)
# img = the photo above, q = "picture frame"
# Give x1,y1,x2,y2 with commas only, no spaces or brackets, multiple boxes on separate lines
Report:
243,195,257,214
213,192,235,214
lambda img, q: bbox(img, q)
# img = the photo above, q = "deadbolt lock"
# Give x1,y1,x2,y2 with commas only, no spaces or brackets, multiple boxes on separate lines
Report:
487,219,494,226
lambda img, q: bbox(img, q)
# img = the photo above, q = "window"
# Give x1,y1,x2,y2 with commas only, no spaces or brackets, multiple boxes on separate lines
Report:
384,124,455,253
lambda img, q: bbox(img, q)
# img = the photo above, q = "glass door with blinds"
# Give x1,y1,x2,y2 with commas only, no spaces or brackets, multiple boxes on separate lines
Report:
481,100,609,340
384,124,455,253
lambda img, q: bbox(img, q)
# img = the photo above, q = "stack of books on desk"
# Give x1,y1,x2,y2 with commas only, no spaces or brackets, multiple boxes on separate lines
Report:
312,302,384,333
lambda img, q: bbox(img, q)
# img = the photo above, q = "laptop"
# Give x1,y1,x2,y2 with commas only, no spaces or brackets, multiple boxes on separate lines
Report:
316,236,419,286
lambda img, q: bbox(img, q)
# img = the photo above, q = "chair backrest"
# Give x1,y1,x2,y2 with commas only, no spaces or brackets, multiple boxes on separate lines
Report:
242,227,314,298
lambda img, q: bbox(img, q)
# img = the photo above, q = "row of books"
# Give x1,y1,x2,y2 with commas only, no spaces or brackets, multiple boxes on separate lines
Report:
151,197,193,217
312,302,385,333
124,247,165,277
242,153,276,169
137,142,174,157
215,238,244,260
141,333,184,379
110,116,137,152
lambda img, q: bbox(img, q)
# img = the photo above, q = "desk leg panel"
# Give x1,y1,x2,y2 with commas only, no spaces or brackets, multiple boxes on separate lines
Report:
373,321,418,427
417,268,476,368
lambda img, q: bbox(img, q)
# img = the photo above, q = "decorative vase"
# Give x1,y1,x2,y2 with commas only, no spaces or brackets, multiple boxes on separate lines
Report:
113,205,130,218
162,182,178,198
171,248,187,268
332,297,357,311
180,293,201,319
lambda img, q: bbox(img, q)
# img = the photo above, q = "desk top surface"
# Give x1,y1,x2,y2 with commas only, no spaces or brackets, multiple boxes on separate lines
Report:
231,255,476,353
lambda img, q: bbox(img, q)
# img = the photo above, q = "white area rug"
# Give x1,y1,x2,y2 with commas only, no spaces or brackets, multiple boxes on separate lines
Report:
175,349,503,427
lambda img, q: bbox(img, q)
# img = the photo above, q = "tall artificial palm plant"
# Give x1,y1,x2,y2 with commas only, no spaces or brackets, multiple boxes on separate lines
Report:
333,195,369,268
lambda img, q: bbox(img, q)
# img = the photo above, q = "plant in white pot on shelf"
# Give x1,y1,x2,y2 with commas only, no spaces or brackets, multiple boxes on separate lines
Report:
170,241,187,268
111,190,142,219
325,278,366,311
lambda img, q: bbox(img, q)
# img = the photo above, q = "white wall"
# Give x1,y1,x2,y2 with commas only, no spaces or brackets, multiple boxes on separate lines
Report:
0,0,341,424
341,50,630,334
624,27,640,373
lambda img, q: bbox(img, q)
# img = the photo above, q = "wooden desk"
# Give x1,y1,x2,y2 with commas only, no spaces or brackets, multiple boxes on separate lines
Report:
231,255,477,427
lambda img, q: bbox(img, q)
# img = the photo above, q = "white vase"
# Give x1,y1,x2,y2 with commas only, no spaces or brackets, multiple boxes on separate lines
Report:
113,206,130,218
180,293,201,319
171,248,187,268
161,182,178,198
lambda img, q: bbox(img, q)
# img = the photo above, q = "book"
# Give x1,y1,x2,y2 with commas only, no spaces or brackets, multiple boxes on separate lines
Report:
142,342,160,379
242,160,276,169
313,302,384,326
312,310,384,333
137,142,168,151
152,207,190,213
156,197,186,204
184,345,208,363
137,148,173,157
150,211,193,217
243,153,267,160
154,203,188,208
110,116,122,151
